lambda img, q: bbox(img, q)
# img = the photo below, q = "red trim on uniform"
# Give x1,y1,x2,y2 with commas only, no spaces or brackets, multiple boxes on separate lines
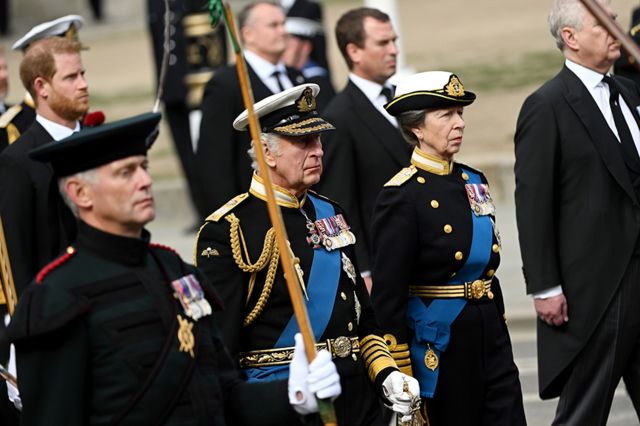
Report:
149,242,178,255
36,247,77,284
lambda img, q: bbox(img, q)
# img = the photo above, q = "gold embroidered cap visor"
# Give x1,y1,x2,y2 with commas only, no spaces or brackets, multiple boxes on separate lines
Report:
385,71,476,116
233,83,335,137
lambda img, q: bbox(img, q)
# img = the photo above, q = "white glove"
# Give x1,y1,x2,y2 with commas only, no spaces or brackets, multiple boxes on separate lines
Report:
288,333,342,415
382,371,420,422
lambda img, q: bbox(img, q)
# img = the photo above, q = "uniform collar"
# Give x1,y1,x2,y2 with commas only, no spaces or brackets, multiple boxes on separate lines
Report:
75,220,151,266
35,114,80,141
410,147,452,175
249,172,307,209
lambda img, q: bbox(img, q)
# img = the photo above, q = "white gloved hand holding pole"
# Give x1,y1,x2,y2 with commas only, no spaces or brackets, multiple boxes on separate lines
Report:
382,370,420,423
288,333,342,415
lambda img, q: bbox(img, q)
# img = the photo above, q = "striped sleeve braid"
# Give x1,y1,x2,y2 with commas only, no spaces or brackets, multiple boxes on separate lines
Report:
360,334,398,382
384,334,412,376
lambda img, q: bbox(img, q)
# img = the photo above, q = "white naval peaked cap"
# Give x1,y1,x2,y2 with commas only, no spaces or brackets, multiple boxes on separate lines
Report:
12,15,85,51
233,83,334,136
285,17,323,39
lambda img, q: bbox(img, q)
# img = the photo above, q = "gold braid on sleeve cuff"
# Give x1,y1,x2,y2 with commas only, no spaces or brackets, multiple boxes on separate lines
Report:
384,333,413,376
360,334,398,382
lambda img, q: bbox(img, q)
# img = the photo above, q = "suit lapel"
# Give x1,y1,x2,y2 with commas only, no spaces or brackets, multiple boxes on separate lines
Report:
246,63,274,101
346,81,408,165
560,67,638,204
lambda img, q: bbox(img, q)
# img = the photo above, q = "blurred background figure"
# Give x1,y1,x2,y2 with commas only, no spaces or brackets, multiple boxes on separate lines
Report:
88,0,103,21
0,0,8,36
279,0,330,81
283,15,335,108
0,47,9,114
147,0,227,227
614,2,640,85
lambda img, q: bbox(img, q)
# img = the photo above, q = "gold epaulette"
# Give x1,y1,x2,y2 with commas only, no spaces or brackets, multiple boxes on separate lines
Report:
385,333,413,376
205,193,249,223
384,166,417,187
632,23,640,37
0,104,23,129
360,334,398,382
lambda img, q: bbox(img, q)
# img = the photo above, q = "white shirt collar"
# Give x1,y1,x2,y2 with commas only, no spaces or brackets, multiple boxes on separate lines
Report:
244,50,287,82
348,72,389,103
35,114,80,141
565,59,607,90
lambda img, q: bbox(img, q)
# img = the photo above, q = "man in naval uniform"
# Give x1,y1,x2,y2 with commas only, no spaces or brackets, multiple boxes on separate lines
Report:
0,15,85,149
194,84,421,425
6,111,342,425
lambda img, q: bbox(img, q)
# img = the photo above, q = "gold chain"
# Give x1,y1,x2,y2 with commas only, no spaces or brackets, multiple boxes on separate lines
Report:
225,214,280,326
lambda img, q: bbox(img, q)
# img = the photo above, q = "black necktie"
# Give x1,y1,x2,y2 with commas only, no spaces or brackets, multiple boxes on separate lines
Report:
272,70,286,92
603,75,640,173
381,86,394,103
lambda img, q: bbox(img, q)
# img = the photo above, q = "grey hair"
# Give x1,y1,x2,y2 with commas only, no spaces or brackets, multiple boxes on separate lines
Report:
58,169,99,217
396,109,428,147
247,132,282,170
548,0,611,50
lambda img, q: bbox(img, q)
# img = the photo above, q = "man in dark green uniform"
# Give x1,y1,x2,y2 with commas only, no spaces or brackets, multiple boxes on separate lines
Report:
195,84,421,425
5,112,342,425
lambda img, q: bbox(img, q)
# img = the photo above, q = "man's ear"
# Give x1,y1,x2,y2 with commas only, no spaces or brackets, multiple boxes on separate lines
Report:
264,142,277,168
346,42,362,67
561,26,579,52
65,178,93,210
33,77,49,100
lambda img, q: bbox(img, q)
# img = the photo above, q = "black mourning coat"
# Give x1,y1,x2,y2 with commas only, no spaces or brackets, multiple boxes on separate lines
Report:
515,66,640,398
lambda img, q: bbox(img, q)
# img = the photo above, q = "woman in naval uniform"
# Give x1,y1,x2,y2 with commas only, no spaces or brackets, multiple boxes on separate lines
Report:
370,71,526,425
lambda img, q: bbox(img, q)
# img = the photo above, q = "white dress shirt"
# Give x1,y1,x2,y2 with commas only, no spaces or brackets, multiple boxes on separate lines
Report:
348,72,397,127
35,114,80,141
244,50,294,95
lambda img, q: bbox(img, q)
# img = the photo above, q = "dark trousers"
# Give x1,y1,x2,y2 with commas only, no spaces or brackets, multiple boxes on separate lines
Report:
424,300,526,426
553,256,640,425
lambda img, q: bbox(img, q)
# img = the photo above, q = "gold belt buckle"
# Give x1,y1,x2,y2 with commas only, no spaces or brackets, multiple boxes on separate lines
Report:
468,280,485,300
330,336,352,358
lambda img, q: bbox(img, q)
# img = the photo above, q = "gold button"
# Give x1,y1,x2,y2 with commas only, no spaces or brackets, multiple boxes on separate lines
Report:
486,269,495,277
430,200,439,208
451,272,456,278
443,224,452,234
347,322,353,331
352,353,358,361
341,292,347,301
461,172,469,181
492,244,500,253
455,251,463,261
417,176,426,184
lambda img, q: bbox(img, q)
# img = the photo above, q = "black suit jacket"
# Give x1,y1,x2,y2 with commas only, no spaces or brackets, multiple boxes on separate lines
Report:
195,61,304,216
515,66,640,398
0,121,77,295
316,80,411,271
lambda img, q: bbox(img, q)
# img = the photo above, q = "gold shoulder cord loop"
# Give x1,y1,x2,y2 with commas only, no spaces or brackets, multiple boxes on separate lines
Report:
225,214,280,326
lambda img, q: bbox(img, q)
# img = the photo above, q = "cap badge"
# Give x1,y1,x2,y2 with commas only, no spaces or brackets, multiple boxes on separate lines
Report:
296,86,317,113
444,74,465,97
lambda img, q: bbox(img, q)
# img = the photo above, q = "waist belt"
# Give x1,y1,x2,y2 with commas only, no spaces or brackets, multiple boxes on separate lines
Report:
409,278,493,300
239,336,360,368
